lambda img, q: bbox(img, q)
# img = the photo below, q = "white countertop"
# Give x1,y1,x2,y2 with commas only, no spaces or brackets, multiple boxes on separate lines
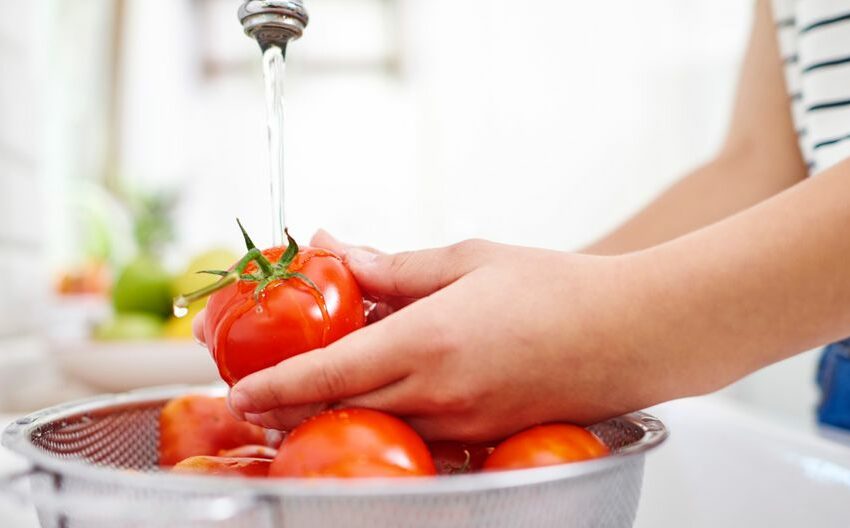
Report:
635,396,850,527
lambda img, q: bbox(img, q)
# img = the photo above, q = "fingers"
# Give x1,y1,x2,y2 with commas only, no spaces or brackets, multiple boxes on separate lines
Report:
339,379,423,416
239,381,419,431
242,403,329,431
313,230,492,300
310,229,352,255
311,229,382,256
349,245,482,299
367,301,401,324
405,416,494,444
192,309,206,345
229,314,423,416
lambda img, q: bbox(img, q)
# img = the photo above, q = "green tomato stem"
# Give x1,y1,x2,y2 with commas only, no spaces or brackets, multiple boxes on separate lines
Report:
174,272,239,313
174,249,274,314
173,221,321,316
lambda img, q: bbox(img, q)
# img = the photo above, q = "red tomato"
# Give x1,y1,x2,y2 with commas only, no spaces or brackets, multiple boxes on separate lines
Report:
158,395,269,467
218,445,278,460
172,456,271,478
196,227,365,386
269,409,437,478
312,460,420,478
428,442,495,475
484,424,609,471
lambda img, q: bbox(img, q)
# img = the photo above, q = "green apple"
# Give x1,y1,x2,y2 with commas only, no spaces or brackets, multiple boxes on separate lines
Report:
112,254,173,318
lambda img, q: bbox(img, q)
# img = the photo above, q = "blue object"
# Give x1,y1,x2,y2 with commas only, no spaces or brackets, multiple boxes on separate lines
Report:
817,338,850,430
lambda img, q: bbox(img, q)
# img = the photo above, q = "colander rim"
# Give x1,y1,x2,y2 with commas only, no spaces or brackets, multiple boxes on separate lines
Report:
2,384,667,497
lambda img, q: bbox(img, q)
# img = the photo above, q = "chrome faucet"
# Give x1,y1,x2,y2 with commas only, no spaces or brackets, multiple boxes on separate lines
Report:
238,0,309,51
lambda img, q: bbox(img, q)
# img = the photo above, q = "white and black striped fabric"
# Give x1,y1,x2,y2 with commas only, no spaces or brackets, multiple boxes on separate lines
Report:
773,0,850,174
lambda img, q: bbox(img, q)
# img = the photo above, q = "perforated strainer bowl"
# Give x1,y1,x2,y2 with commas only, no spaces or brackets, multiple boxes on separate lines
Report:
1,385,667,528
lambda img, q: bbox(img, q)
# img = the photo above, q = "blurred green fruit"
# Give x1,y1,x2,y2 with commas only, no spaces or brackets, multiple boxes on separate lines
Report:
112,255,173,318
172,249,239,311
94,313,165,341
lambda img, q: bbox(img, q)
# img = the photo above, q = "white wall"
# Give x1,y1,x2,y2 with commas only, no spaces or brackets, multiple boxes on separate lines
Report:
0,1,46,400
113,0,752,253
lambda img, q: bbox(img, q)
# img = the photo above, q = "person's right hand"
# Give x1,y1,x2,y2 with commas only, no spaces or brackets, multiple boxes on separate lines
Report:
194,231,689,442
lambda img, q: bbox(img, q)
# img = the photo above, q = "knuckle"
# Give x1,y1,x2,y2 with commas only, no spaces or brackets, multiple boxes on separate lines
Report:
314,360,347,400
413,312,458,362
447,239,490,264
429,388,475,413
259,368,287,409
273,405,326,430
429,330,457,364
408,415,485,443
388,251,414,276
454,423,491,444
388,252,415,295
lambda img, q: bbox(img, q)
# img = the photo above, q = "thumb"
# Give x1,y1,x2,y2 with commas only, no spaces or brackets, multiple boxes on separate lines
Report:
344,240,491,299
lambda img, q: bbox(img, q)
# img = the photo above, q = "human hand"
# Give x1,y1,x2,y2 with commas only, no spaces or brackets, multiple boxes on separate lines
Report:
192,231,676,442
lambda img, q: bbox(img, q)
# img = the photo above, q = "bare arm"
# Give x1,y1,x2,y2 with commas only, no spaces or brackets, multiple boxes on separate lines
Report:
627,155,850,398
586,0,807,255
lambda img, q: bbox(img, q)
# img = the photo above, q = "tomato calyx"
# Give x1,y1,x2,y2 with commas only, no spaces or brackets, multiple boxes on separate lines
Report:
174,219,321,314
440,449,472,475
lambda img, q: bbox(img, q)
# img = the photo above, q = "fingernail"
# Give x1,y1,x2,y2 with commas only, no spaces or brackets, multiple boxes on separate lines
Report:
315,228,337,242
346,247,378,266
227,389,248,420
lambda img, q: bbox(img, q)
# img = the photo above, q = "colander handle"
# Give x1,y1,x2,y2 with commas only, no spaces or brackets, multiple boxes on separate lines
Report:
0,467,262,522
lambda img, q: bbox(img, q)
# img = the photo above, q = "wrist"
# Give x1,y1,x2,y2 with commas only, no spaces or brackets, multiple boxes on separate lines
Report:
621,244,747,401
555,252,675,411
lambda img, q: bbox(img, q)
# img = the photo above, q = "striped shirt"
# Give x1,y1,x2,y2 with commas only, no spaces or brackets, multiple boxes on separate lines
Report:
773,0,850,174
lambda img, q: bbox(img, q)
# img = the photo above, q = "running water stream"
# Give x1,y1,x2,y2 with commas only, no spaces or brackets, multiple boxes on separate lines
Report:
263,44,288,246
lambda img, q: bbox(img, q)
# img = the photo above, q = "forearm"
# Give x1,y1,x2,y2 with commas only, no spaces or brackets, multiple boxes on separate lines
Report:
584,145,803,255
622,158,850,400
586,0,806,256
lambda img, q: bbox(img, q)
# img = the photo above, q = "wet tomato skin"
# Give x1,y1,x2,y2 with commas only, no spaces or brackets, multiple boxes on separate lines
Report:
158,395,269,467
269,408,437,478
172,456,271,478
483,424,610,471
204,246,365,386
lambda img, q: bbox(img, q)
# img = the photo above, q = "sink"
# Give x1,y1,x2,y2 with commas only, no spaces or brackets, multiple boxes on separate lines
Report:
635,396,850,527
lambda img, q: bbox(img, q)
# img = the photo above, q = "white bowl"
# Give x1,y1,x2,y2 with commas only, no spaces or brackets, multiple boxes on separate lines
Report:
51,339,222,392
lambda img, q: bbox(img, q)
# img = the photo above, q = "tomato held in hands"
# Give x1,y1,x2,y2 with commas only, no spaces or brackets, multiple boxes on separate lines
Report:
428,442,495,475
172,456,271,478
269,408,437,478
159,395,269,467
176,221,365,386
483,424,609,472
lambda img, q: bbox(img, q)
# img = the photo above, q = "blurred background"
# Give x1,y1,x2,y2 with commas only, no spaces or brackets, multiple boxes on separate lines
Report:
0,0,819,424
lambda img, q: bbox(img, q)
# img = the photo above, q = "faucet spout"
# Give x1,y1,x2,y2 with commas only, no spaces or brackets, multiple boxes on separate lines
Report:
238,0,309,51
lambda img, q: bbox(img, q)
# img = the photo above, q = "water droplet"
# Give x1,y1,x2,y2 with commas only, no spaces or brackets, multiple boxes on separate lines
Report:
173,303,190,319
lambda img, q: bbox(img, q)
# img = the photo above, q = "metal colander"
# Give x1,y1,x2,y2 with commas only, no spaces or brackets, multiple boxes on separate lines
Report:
1,386,667,528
